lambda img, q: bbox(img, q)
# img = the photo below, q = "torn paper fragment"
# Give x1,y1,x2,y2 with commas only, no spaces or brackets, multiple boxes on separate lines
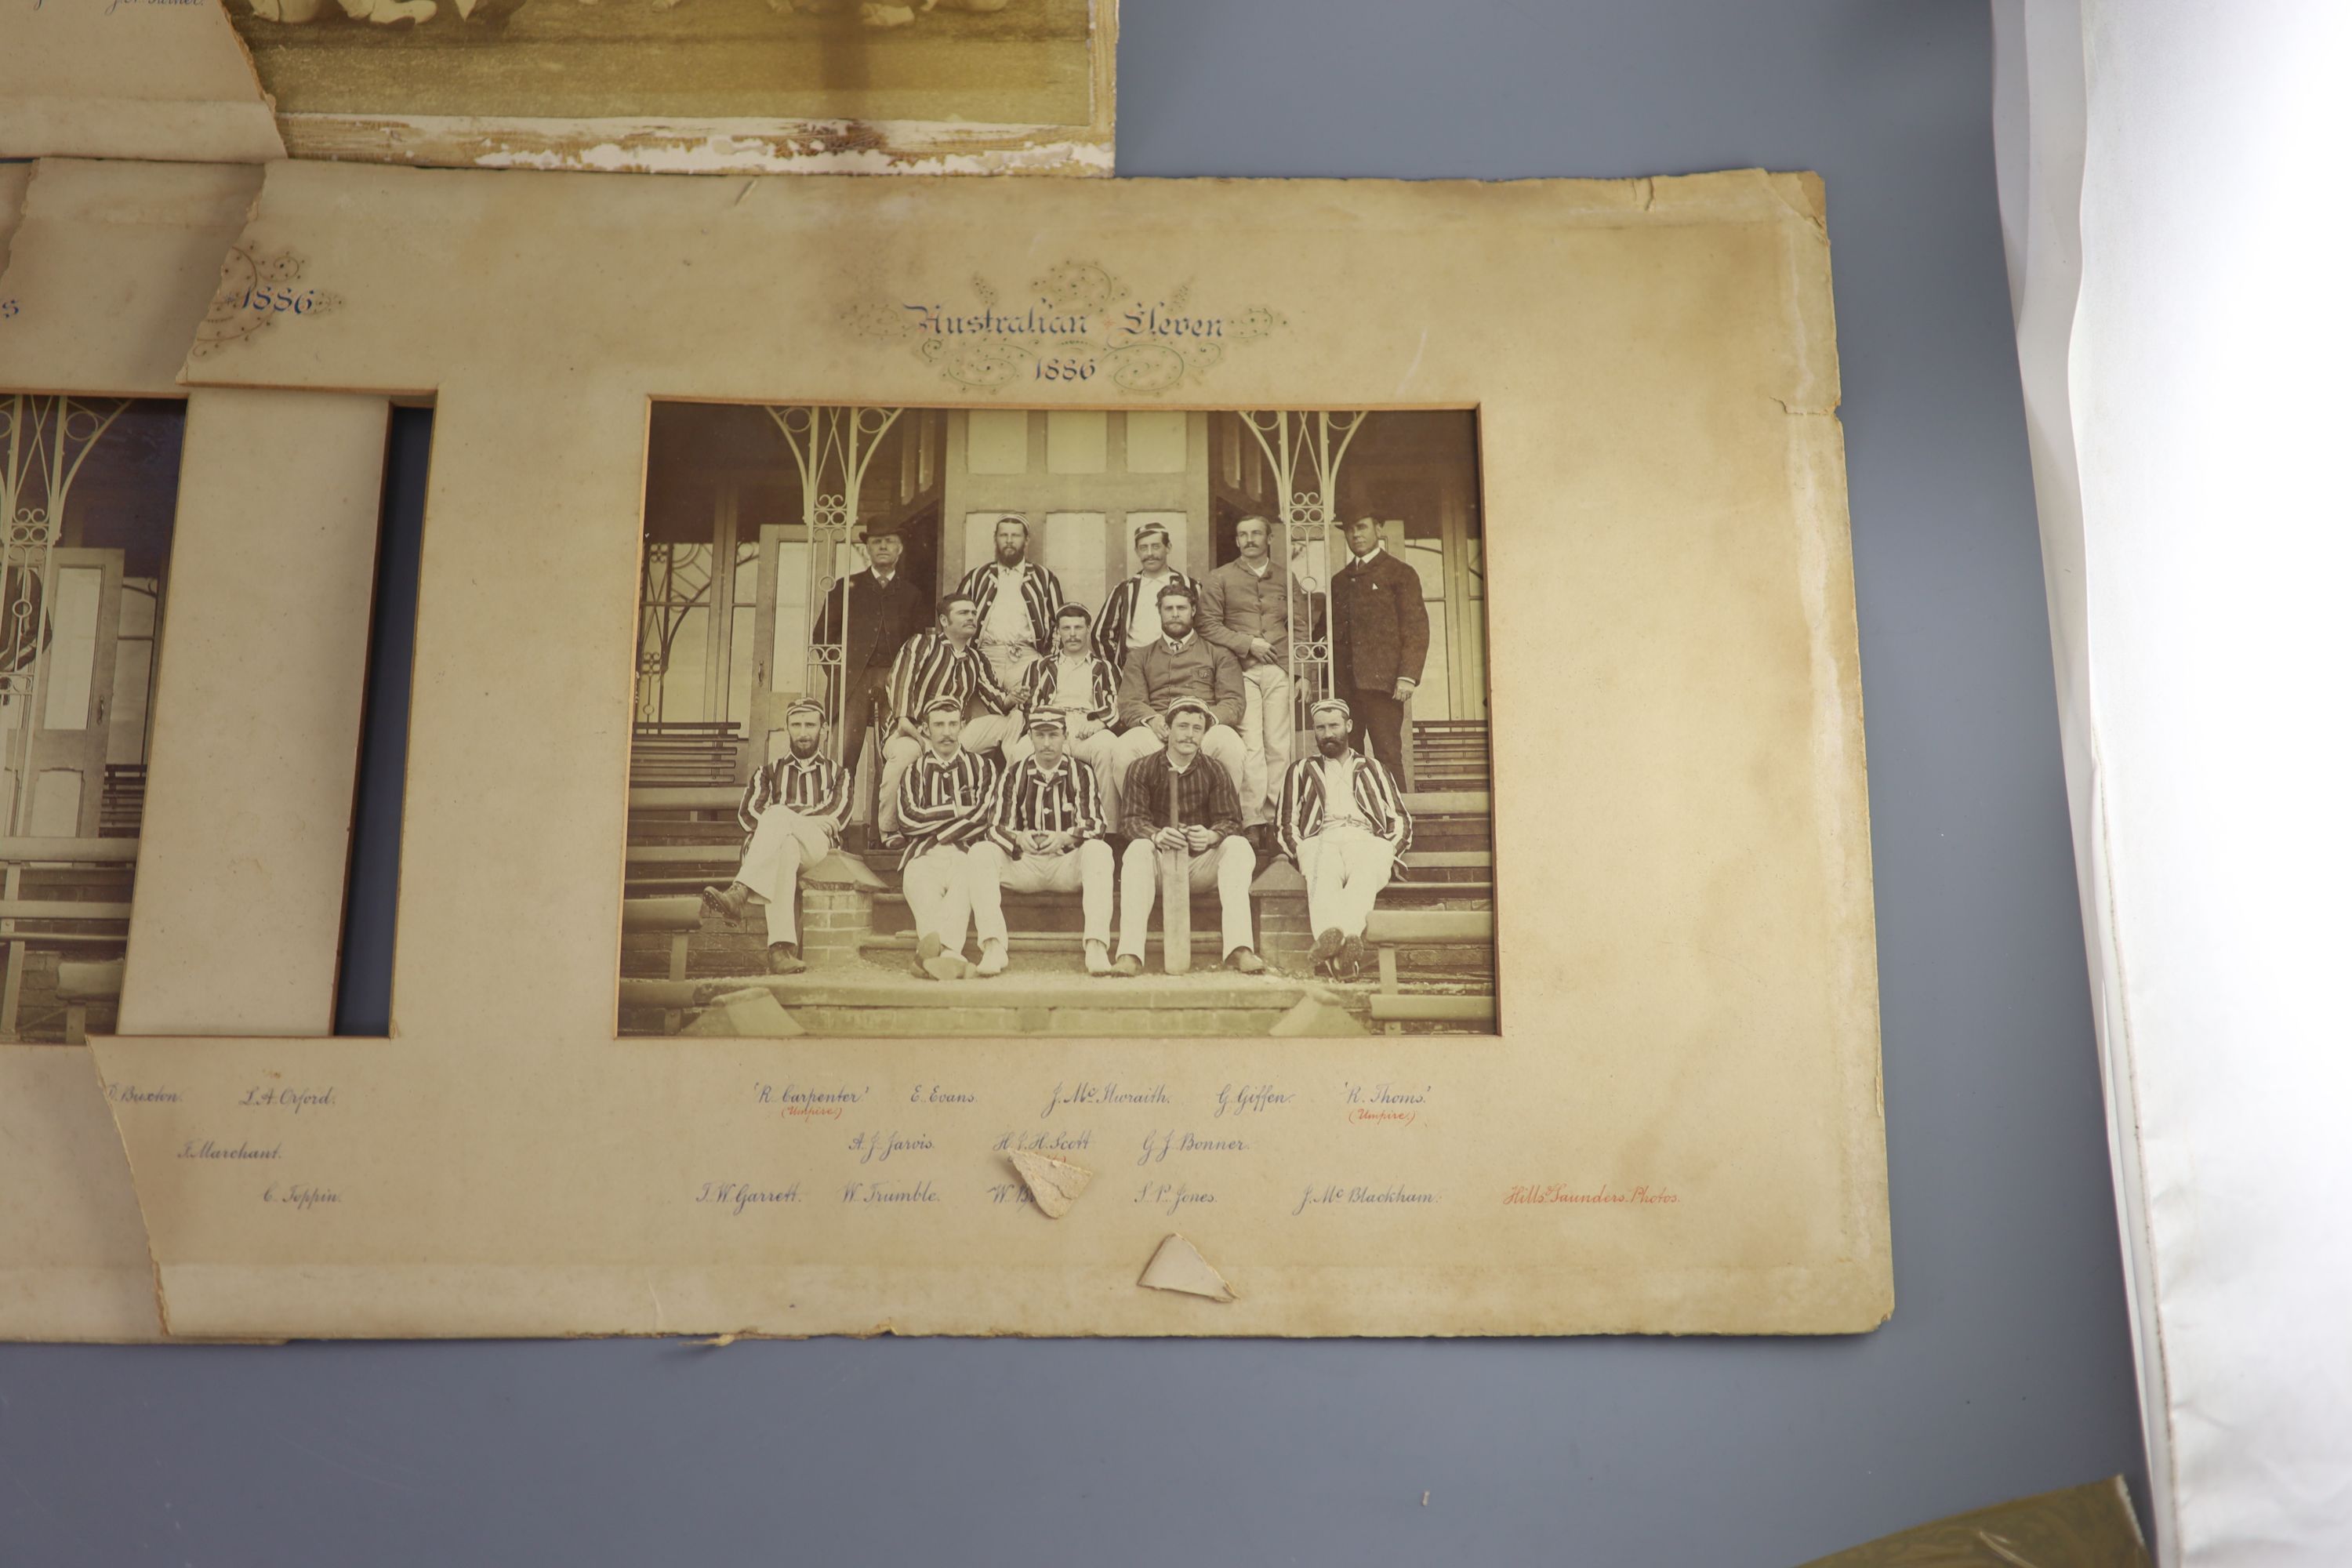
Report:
1138,1234,1236,1302
1007,1149,1091,1218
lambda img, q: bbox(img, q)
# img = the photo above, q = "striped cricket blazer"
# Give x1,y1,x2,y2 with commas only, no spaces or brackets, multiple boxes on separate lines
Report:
1091,570,1200,668
887,746,1000,869
954,560,1068,655
735,751,851,839
885,630,1018,731
982,754,1109,855
1273,749,1414,863
1019,652,1120,727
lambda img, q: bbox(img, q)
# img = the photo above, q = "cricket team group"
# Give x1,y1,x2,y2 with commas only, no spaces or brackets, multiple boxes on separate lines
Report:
698,510,1432,983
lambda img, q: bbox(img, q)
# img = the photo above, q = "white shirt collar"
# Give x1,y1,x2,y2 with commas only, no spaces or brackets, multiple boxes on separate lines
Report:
1348,542,1386,564
1162,631,1197,653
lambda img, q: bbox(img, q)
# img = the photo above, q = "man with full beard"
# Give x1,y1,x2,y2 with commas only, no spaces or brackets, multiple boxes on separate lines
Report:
954,514,1067,692
700,700,850,976
1272,698,1414,982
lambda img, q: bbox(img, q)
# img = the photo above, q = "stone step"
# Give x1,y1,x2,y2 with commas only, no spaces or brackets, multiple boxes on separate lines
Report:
617,966,1374,1037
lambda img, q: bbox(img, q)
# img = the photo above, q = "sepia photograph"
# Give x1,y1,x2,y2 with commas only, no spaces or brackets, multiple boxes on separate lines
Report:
622,405,1498,1039
0,395,183,1044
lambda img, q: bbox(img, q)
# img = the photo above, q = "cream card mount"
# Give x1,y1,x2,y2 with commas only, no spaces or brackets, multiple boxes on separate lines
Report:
0,159,394,1341
89,165,1888,1341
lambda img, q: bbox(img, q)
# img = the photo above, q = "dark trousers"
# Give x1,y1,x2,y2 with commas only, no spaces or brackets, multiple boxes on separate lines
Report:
1351,688,1408,781
839,666,891,783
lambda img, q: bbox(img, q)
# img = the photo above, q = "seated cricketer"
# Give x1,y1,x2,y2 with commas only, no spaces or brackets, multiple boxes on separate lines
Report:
1113,697,1266,978
1273,697,1414,982
965,709,1116,978
877,591,1019,841
887,694,1001,982
1006,602,1124,826
1109,582,1248,826
699,699,850,976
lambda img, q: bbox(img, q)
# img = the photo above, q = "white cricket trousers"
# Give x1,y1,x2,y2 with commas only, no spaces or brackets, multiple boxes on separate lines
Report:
1118,835,1256,963
902,844,975,956
966,839,1114,949
1296,823,1397,939
735,808,833,946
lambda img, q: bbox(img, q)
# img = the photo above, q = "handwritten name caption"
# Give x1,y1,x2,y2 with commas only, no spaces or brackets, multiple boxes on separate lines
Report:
695,1180,802,1216
1135,1130,1249,1166
1503,1183,1679,1207
1293,1183,1439,1215
1040,1080,1169,1120
846,1129,934,1166
238,1084,336,1114
260,1182,339,1211
840,1180,940,1206
1341,1080,1430,1127
1214,1083,1292,1119
1133,1181,1214,1218
755,1081,866,1122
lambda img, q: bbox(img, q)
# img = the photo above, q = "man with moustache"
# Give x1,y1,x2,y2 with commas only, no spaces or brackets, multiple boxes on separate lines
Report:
1109,582,1249,826
1007,602,1124,826
1196,513,1311,845
1329,514,1431,780
811,524,929,811
1112,698,1265,978
964,710,1117,978
887,695,1001,982
1274,697,1414,982
1091,518,1197,673
954,514,1067,692
877,591,1019,841
699,699,850,976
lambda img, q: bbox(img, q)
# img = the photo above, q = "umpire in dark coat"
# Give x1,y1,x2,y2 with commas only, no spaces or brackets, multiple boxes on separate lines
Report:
1329,515,1431,780
814,525,931,785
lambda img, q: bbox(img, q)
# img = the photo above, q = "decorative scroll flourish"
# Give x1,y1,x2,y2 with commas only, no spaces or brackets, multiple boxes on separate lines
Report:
1236,410,1369,717
848,259,1285,396
192,245,342,360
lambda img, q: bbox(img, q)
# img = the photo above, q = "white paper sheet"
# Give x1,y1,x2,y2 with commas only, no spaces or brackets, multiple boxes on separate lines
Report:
1994,4,2352,1563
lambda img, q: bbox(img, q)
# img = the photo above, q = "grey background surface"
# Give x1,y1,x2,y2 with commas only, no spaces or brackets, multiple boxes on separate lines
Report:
0,4,2147,1564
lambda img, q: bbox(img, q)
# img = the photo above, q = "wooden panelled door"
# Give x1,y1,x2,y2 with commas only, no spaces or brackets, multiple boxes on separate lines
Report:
8,548,125,838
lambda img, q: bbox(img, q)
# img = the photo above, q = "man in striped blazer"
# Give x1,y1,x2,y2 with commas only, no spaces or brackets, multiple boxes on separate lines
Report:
964,709,1116,978
1274,697,1414,982
699,699,850,976
954,515,1067,692
1007,603,1124,828
877,591,1020,842
1091,517,1197,672
887,695,1003,982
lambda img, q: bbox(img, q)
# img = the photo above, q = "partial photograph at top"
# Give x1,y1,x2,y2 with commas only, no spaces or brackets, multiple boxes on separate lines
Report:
226,0,1112,173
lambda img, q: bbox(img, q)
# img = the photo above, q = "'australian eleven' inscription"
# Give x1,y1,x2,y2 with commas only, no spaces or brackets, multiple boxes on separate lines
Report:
851,260,1284,396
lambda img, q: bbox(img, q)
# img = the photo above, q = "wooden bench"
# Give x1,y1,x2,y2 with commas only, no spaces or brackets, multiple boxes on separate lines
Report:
1361,907,1496,1034
1407,719,1492,792
0,837,140,1041
622,895,705,1034
56,959,125,1045
630,722,744,789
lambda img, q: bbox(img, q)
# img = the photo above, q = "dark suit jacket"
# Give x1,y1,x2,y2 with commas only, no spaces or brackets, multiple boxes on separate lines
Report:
817,568,930,677
1330,546,1430,691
